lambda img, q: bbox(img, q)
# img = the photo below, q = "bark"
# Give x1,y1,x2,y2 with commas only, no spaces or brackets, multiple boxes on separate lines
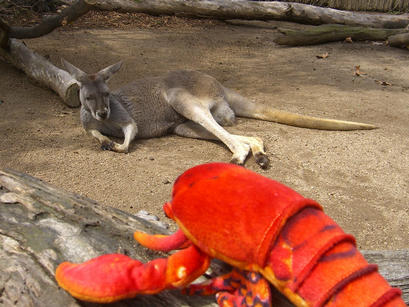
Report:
0,169,217,307
274,24,407,46
278,0,409,13
0,18,10,49
0,39,80,107
2,0,409,43
362,250,409,300
388,32,409,47
7,0,93,39
93,0,409,29
0,169,408,306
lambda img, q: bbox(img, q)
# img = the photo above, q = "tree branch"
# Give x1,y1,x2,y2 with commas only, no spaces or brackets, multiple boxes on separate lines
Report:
7,0,93,39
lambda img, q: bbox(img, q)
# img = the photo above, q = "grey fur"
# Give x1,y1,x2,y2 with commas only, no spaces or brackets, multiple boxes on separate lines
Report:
62,60,376,169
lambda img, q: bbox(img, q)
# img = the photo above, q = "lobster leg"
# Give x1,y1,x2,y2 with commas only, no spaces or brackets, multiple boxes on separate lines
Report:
134,228,191,251
184,269,271,307
55,244,210,303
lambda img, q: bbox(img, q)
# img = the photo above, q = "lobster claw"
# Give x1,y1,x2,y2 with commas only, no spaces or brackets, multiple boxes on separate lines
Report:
56,254,147,303
56,245,211,303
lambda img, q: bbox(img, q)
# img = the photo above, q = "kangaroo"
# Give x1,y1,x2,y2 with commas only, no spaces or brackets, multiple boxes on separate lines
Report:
62,60,376,169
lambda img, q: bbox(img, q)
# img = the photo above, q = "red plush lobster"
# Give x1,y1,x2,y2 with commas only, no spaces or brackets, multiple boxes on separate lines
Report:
56,163,406,306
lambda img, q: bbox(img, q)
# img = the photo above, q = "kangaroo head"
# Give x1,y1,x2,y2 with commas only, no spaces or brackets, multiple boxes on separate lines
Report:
62,59,122,121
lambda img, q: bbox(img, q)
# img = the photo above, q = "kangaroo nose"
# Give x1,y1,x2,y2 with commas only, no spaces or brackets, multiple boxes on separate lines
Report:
96,110,108,119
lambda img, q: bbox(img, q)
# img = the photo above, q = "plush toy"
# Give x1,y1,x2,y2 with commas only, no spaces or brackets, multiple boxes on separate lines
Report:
56,163,405,306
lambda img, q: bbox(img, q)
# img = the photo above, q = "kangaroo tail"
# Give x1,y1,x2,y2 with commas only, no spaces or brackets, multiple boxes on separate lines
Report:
224,87,377,131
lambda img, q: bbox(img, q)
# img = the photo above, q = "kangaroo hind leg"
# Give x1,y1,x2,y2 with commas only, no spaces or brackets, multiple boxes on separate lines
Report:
167,89,252,165
234,135,269,169
173,121,269,169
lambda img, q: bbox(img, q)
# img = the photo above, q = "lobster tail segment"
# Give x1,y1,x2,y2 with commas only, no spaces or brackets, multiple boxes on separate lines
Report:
263,206,405,307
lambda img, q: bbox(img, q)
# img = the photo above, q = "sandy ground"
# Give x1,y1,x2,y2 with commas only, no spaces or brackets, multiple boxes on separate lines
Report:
0,13,408,251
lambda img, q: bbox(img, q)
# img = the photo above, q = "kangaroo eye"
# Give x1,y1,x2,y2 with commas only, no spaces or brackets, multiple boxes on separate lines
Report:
86,96,94,101
102,92,109,97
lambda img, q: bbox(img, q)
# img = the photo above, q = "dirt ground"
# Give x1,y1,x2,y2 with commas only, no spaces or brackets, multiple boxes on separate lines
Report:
0,12,408,251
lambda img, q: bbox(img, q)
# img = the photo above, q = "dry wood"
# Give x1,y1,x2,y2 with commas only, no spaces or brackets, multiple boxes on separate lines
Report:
274,24,406,46
388,32,409,47
278,0,409,12
93,0,409,29
0,18,10,49
363,250,409,299
0,169,408,306
7,0,93,39
2,0,409,44
0,169,217,307
0,39,79,107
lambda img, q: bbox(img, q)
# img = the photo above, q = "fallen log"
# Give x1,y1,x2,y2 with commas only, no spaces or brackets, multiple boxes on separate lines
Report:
0,169,217,306
93,0,409,29
0,39,79,107
7,0,93,39
278,0,409,13
0,18,10,49
2,0,409,45
0,169,408,306
2,0,409,43
388,32,409,48
274,24,407,46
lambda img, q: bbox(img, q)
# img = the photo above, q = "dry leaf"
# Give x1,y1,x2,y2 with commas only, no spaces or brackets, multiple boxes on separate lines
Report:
375,80,392,86
61,17,68,26
354,65,362,76
316,52,329,59
345,37,353,43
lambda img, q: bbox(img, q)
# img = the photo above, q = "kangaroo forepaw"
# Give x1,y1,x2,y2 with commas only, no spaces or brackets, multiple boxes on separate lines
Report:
100,141,129,153
255,153,270,169
101,141,115,151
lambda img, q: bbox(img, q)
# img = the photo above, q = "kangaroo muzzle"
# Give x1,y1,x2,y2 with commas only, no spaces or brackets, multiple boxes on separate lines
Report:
96,108,109,121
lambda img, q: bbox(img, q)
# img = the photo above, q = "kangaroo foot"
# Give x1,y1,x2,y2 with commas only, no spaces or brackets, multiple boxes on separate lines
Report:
229,143,250,166
255,153,270,169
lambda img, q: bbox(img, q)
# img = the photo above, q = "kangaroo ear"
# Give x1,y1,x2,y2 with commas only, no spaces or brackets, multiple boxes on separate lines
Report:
97,61,122,82
62,58,88,83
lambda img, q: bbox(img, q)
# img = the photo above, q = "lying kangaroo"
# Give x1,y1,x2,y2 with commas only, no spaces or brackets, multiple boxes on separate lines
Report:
62,60,376,169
